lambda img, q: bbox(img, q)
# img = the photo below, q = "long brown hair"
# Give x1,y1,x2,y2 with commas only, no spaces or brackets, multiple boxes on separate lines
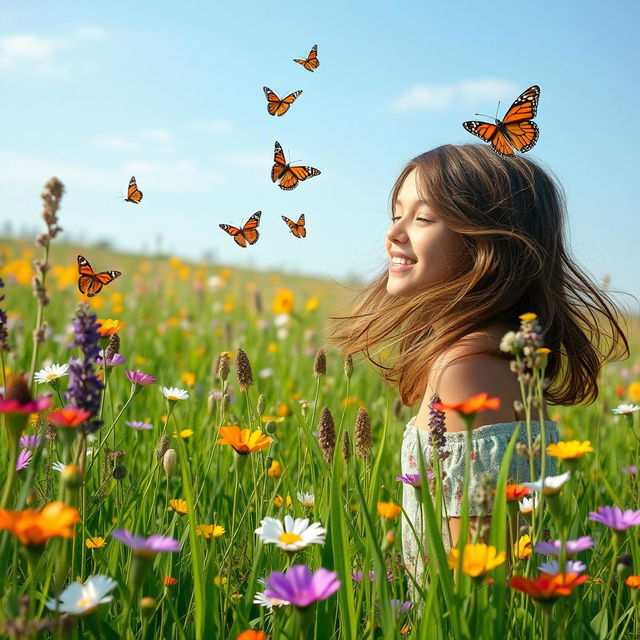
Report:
324,144,630,407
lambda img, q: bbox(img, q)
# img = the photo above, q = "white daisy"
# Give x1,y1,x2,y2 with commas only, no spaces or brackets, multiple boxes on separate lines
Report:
255,515,326,551
258,368,274,379
522,471,571,495
160,386,190,402
253,590,290,609
612,404,640,415
52,461,65,473
46,574,117,615
297,491,315,507
518,494,539,515
34,363,69,384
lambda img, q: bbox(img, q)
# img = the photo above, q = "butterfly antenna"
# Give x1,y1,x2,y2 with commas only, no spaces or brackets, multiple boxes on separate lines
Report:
474,112,498,121
494,101,501,121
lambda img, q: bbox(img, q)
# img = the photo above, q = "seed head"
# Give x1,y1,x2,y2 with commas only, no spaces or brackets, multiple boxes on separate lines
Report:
343,354,353,379
235,347,254,392
318,406,336,463
313,348,327,377
163,449,177,478
155,434,171,461
341,429,351,463
217,352,231,382
354,407,372,459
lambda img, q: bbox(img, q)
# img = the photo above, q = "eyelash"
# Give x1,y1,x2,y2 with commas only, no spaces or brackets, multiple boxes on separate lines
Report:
391,216,432,223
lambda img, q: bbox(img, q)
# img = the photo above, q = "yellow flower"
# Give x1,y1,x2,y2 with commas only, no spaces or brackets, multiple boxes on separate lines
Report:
216,426,271,454
629,383,640,403
519,312,537,322
134,356,146,366
96,318,126,337
377,502,402,519
513,535,532,560
223,294,234,313
169,256,182,269
305,297,319,312
196,524,225,538
274,495,292,508
230,593,243,600
267,342,278,354
85,536,106,549
267,460,282,478
169,499,188,515
546,440,594,459
213,576,228,587
276,403,288,417
172,429,193,439
181,372,196,387
273,288,295,314
447,543,506,578
261,415,285,424
536,347,551,355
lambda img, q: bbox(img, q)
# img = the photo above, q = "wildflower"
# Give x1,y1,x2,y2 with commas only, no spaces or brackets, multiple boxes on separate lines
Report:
622,465,638,475
255,515,326,551
612,404,640,415
522,471,571,495
216,426,271,454
433,392,500,415
124,370,157,386
96,352,126,367
274,495,292,508
273,288,294,314
196,524,225,538
264,565,340,607
377,502,402,519
16,449,32,471
48,407,91,428
588,506,640,532
86,536,106,549
519,495,538,515
163,449,177,478
629,383,640,402
19,434,40,448
267,460,282,478
533,536,595,557
96,319,126,337
172,429,194,439
546,441,594,459
235,347,254,392
163,576,178,587
237,631,268,640
34,363,69,385
253,582,291,609
313,348,326,377
46,575,117,615
65,303,104,434
160,386,189,402
169,499,188,515
447,543,506,578
354,407,372,459
375,599,412,619
125,420,153,430
539,560,586,575
111,530,181,557
626,575,640,588
318,406,336,463
514,535,532,560
0,501,80,546
0,375,52,418
508,573,587,602
505,484,531,501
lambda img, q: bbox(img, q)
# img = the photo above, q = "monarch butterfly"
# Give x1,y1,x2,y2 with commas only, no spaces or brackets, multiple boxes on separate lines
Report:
77,255,121,297
281,214,306,238
124,176,143,203
272,141,321,191
462,85,540,158
263,86,303,117
293,44,319,72
219,211,262,248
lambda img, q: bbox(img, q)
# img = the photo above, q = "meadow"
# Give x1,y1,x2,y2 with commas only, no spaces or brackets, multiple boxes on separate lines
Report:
0,182,639,640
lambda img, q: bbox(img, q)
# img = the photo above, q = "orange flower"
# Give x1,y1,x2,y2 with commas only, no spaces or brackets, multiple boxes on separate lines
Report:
509,573,588,602
237,631,268,640
164,576,179,587
196,524,225,538
48,407,92,428
504,484,531,502
626,575,640,588
85,536,106,549
169,499,188,515
377,502,402,519
267,460,282,478
216,426,271,454
546,441,594,460
433,392,500,415
0,501,80,546
96,318,126,336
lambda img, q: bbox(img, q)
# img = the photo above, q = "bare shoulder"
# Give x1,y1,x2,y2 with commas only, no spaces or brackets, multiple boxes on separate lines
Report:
428,326,522,431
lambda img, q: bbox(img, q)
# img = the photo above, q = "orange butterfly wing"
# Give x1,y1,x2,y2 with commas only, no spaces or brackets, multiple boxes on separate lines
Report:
219,212,261,248
294,44,319,71
282,214,306,238
77,255,121,297
278,166,320,190
272,141,287,182
263,86,302,116
125,176,143,203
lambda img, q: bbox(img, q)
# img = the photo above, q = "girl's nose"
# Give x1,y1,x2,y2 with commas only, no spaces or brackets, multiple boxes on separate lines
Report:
387,220,409,244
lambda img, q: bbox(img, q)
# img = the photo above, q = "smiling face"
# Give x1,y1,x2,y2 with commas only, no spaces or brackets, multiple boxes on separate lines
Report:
385,168,468,297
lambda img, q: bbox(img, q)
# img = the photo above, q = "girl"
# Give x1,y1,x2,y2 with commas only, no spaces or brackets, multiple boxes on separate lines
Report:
326,144,629,598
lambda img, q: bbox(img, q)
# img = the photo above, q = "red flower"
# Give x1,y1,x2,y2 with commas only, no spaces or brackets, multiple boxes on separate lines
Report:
503,484,531,502
432,392,500,415
163,575,178,586
508,573,588,602
48,407,92,428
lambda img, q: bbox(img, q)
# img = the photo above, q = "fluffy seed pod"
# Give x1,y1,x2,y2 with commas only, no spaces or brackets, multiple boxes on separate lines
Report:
257,394,265,416
235,347,254,392
343,354,353,379
163,449,177,478
341,430,351,463
354,407,372,459
313,348,326,377
217,352,231,382
155,434,171,461
318,406,336,463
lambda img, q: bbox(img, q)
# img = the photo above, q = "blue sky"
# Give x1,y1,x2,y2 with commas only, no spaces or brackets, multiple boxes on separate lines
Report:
1,0,639,309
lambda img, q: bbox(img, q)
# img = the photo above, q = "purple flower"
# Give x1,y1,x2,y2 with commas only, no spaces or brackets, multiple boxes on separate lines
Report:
376,599,412,619
352,570,394,582
264,565,340,608
622,465,637,475
111,529,181,556
125,420,154,430
65,303,104,434
97,352,126,367
395,472,434,486
534,536,594,557
16,449,32,471
19,434,41,448
124,370,157,386
588,506,640,532
539,560,587,575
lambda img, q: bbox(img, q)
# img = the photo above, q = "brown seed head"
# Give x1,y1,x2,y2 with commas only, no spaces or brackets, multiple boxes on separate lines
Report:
318,406,336,463
235,347,254,392
341,429,351,463
354,407,372,459
313,348,326,377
